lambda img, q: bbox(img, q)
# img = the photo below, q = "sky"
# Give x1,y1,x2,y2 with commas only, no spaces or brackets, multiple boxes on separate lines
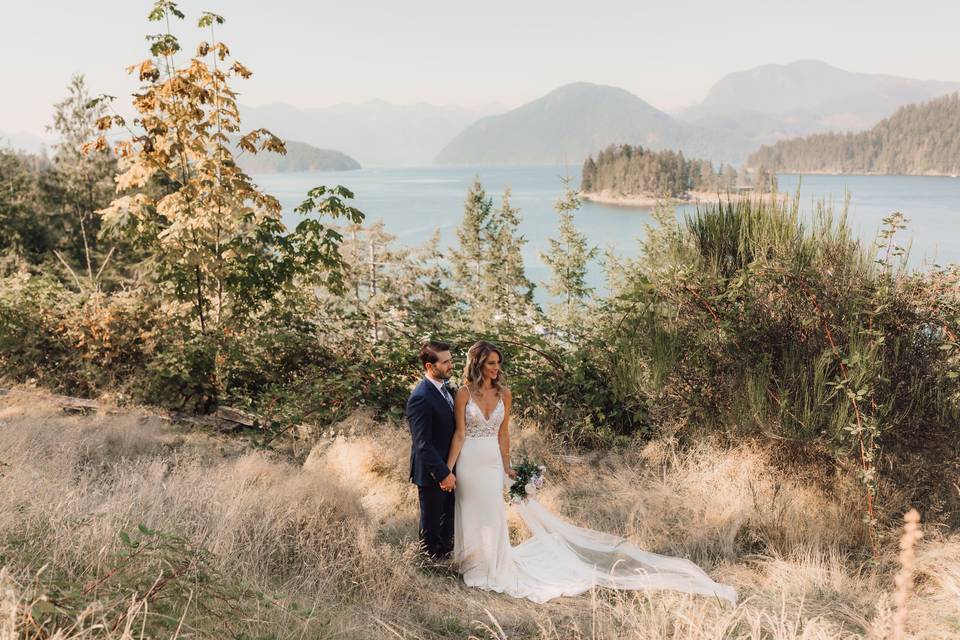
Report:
2,0,958,138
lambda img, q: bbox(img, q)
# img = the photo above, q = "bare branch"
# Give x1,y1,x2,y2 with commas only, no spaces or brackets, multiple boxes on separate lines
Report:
53,250,86,293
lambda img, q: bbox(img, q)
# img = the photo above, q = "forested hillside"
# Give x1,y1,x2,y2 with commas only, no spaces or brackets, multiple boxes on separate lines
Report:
235,139,360,173
433,83,726,166
680,59,960,143
747,93,960,175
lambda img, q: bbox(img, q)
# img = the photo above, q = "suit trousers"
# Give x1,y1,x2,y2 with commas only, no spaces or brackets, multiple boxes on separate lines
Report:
417,484,455,559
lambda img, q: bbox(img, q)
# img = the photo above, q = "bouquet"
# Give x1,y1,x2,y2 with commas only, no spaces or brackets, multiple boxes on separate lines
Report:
507,459,546,504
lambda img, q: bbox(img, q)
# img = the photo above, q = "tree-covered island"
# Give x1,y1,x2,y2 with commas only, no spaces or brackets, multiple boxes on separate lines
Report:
580,144,778,206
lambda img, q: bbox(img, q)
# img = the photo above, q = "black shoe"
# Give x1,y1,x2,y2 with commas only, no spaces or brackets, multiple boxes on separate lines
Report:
419,551,457,577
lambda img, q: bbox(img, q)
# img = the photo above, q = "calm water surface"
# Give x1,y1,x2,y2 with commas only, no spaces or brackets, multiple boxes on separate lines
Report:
255,167,960,300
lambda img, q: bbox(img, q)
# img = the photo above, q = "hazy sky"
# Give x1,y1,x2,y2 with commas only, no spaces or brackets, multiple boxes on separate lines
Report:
2,0,957,137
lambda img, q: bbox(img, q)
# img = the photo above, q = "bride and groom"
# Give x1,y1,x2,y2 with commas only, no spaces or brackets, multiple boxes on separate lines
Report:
407,339,737,604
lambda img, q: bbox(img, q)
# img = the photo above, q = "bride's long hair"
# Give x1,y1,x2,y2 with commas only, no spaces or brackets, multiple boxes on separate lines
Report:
462,341,505,394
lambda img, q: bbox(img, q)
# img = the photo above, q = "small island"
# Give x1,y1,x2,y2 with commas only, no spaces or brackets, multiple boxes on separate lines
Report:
236,138,360,173
580,144,778,206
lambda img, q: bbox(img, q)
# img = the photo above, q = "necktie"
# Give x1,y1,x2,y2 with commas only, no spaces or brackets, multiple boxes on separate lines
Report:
440,383,454,409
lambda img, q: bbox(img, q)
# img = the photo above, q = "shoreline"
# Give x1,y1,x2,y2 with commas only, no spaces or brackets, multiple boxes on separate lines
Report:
771,169,960,178
581,189,787,208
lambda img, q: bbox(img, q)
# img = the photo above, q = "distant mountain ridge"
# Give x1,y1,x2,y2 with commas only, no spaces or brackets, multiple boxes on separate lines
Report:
0,130,50,155
432,62,960,167
235,138,360,173
241,100,504,167
678,60,960,153
688,60,960,122
434,82,730,166
746,93,960,175
10,61,957,169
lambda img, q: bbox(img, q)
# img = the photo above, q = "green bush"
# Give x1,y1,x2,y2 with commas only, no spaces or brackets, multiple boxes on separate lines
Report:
605,197,960,525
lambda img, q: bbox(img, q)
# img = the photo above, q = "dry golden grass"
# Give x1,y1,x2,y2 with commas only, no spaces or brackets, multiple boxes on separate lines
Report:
0,389,957,639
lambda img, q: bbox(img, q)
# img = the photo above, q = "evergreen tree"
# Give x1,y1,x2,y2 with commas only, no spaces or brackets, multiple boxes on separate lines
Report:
753,165,777,193
0,151,52,268
581,156,597,192
541,180,597,332
47,74,118,290
721,164,739,190
407,230,458,337
486,188,536,326
325,223,456,342
450,179,496,328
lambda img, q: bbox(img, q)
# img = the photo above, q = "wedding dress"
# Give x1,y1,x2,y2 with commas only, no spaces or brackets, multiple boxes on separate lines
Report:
452,395,737,604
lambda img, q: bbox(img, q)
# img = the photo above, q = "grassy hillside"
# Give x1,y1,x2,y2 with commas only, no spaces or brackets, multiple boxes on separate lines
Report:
1,389,957,639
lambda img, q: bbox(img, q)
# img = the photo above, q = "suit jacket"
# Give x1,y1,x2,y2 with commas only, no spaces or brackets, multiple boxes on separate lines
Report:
407,377,456,487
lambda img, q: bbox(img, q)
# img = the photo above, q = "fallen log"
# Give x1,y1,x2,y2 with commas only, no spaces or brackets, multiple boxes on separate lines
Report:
215,406,260,427
53,395,100,412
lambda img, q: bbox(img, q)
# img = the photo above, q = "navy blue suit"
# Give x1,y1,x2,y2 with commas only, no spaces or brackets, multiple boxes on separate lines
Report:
407,377,456,558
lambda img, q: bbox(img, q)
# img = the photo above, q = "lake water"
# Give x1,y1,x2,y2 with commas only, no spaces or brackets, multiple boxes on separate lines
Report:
255,167,960,301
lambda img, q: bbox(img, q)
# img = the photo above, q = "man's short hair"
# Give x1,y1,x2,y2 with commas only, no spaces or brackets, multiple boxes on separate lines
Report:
419,340,451,367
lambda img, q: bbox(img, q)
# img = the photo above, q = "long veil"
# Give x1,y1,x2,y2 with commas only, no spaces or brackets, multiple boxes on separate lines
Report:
511,498,737,603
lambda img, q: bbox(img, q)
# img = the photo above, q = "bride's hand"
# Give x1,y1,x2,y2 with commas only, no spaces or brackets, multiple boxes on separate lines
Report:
505,467,517,480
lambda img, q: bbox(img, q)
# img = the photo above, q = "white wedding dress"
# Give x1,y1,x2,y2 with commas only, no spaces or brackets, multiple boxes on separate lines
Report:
453,396,737,604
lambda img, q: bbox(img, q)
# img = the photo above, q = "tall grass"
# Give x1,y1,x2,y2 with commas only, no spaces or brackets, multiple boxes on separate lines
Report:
1,389,958,638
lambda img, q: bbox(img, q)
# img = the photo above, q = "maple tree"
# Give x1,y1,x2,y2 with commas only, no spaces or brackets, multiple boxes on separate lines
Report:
93,1,363,332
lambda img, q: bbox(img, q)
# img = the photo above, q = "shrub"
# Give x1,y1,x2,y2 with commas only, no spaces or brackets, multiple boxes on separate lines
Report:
605,197,960,529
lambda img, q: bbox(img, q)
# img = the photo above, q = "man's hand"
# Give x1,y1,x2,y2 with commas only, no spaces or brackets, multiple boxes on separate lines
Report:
439,472,456,492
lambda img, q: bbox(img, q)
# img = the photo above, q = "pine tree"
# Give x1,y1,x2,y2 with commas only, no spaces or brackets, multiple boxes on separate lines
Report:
335,220,409,341
541,180,597,333
581,156,597,192
0,151,52,265
326,223,457,342
450,179,496,328
407,230,458,337
753,165,777,193
47,74,118,290
721,164,739,190
486,188,536,326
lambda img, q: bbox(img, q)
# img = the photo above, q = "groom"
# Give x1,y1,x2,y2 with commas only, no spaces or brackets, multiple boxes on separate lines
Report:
407,340,457,560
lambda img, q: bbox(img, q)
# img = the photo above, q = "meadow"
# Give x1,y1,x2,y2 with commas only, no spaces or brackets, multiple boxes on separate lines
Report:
1,389,956,639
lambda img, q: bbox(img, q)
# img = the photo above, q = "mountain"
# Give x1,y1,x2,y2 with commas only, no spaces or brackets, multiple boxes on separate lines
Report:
235,139,360,173
241,100,504,167
0,130,50,155
678,60,960,156
433,82,730,166
746,93,960,176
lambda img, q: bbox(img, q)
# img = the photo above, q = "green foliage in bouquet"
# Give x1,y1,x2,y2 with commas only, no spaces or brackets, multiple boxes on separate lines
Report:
508,459,545,503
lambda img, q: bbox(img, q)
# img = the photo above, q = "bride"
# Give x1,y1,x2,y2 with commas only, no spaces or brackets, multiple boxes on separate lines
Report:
445,340,737,604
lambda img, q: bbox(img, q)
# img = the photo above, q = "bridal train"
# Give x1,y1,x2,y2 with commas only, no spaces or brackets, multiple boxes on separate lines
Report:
453,395,736,604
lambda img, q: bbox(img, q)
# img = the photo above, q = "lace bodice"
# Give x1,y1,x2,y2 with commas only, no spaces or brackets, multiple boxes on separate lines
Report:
465,396,504,438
